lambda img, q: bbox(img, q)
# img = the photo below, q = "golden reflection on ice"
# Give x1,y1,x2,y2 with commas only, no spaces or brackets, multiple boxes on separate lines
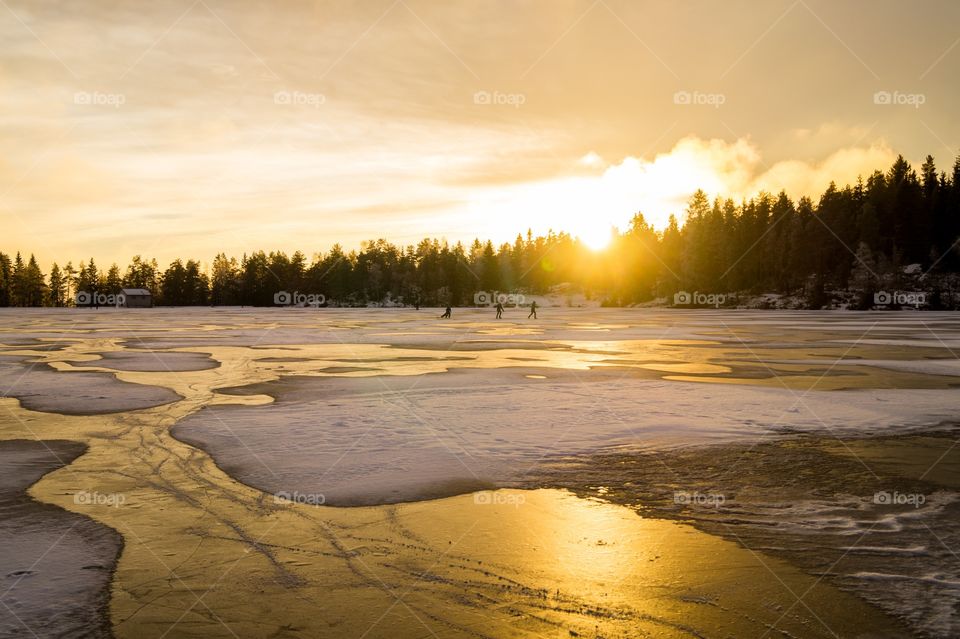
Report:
1,308,954,637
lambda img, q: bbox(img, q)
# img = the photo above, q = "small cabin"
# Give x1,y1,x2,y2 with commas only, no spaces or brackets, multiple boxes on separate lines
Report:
120,288,153,308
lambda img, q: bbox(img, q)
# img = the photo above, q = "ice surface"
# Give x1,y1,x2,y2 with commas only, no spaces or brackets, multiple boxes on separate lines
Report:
175,373,959,505
0,440,121,638
2,307,957,637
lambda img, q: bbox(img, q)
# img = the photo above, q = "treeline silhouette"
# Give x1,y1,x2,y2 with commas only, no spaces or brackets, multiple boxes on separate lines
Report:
2,153,959,309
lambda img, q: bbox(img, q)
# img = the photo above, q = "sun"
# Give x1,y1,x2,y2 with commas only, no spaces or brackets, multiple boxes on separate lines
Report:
579,226,613,251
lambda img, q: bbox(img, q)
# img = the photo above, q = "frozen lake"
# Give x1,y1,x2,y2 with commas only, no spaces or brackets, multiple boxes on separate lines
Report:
1,307,957,638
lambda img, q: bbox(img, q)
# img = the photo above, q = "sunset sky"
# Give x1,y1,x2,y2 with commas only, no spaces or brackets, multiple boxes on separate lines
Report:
2,0,958,265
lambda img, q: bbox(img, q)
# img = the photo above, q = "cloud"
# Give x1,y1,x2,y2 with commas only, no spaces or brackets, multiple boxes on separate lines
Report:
578,152,604,167
598,135,896,218
0,0,952,265
462,136,898,248
609,135,897,211
750,143,897,197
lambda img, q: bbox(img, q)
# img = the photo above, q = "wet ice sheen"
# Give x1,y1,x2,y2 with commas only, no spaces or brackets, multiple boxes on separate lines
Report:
1,307,955,638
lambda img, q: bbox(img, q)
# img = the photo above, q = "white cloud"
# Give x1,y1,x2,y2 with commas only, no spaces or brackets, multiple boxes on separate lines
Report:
751,143,896,197
577,151,604,167
462,136,898,248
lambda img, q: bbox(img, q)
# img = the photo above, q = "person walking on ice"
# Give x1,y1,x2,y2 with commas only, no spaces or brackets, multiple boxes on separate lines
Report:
495,301,504,319
527,300,537,319
440,306,452,318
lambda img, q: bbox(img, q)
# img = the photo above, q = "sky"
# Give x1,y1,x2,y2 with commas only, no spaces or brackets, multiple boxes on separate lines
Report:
1,0,958,265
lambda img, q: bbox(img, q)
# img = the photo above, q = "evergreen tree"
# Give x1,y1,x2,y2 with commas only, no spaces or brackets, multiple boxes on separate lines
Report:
48,263,67,307
105,264,123,294
0,253,10,307
210,253,240,305
2,151,958,309
63,262,77,305
10,253,25,307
